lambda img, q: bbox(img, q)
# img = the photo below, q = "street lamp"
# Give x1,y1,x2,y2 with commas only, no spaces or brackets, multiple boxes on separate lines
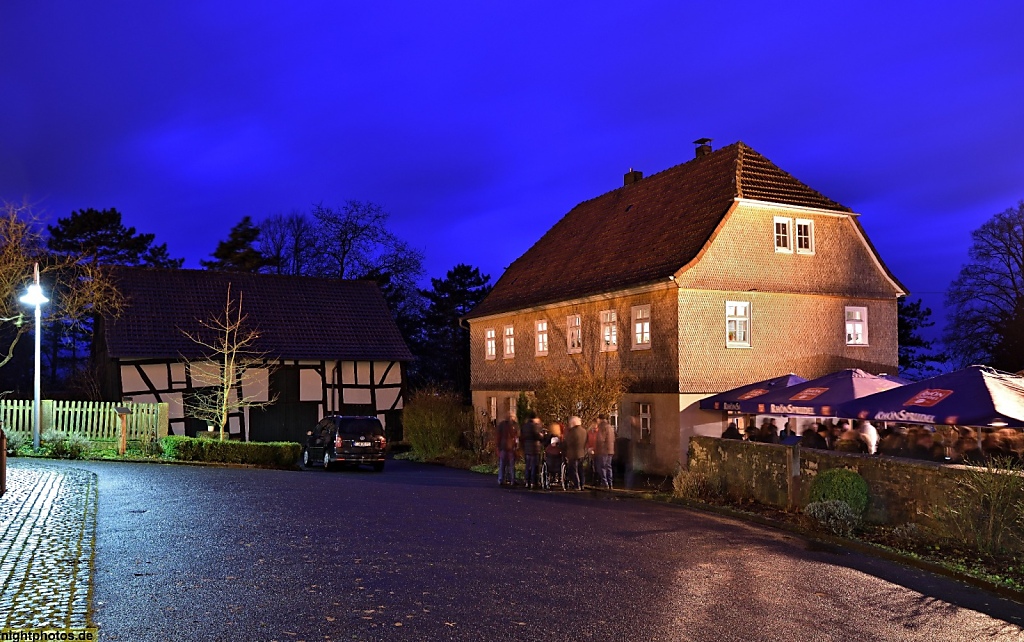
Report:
19,263,48,451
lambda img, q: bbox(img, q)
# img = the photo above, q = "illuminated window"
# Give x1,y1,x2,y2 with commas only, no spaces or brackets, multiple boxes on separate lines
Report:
567,314,582,354
488,396,497,420
845,306,868,346
507,397,517,421
637,403,651,441
632,305,651,350
774,216,792,253
600,310,618,352
726,301,750,348
796,219,814,254
485,328,496,360
503,325,515,358
609,403,619,433
535,319,549,356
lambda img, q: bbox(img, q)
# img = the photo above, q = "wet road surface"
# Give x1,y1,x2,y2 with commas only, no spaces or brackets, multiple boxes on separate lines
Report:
64,459,1024,641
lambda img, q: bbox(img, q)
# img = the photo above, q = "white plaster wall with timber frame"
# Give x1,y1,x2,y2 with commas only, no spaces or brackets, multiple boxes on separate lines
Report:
119,357,405,437
329,360,405,428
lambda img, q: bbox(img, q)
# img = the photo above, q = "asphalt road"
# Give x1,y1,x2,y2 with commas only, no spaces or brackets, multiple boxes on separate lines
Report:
61,459,1024,641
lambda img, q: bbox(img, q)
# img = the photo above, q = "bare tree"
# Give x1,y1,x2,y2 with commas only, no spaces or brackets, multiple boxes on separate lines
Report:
181,284,274,441
312,201,424,282
0,202,122,372
258,210,323,276
532,314,632,426
945,201,1024,371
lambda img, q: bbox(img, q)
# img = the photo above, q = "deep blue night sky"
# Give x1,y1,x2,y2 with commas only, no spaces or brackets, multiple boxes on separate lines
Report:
2,2,1022,336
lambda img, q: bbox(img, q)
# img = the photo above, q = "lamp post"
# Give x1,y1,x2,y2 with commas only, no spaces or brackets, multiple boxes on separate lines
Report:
19,263,48,451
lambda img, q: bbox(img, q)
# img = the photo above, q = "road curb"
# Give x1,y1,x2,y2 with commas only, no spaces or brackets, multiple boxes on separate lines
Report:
649,494,1024,606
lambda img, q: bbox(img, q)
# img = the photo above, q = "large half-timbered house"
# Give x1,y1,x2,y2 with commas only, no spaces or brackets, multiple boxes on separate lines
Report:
96,267,412,442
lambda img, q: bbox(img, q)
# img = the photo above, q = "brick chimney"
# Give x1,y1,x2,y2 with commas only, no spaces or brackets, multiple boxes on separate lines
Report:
694,138,713,158
623,168,643,185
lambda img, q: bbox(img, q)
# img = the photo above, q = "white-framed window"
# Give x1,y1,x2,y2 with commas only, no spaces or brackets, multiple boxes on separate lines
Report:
795,218,815,254
535,319,549,356
609,403,619,433
637,402,652,442
632,305,651,350
774,216,792,253
567,314,582,354
507,397,517,421
600,310,618,352
503,325,515,358
488,396,497,421
726,300,751,348
845,306,868,346
484,328,496,360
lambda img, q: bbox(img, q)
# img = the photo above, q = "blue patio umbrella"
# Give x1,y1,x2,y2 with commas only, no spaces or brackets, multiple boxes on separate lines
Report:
698,373,807,411
731,369,903,416
835,365,1024,428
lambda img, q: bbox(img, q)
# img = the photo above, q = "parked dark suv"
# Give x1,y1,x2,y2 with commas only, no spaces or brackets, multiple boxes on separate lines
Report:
302,416,387,472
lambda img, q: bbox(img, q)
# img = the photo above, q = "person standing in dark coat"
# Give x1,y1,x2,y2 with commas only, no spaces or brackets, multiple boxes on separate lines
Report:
520,416,544,489
722,422,742,440
564,416,587,491
800,424,828,450
595,415,616,489
495,417,519,487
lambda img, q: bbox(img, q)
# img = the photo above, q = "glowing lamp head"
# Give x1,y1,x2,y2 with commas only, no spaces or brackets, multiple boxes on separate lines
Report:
20,283,48,307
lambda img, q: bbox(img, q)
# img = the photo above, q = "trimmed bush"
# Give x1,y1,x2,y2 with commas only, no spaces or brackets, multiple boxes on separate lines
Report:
808,467,869,515
160,436,302,468
805,499,861,537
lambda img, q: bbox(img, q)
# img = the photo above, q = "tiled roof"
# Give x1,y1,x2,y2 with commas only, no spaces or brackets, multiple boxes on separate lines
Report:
466,142,852,319
103,267,413,362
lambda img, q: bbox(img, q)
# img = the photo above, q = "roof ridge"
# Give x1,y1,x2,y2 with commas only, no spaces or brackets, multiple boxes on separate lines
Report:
559,141,745,212
109,265,374,286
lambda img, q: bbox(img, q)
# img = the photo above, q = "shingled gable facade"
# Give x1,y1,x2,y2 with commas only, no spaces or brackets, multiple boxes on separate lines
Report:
95,267,413,442
465,141,906,475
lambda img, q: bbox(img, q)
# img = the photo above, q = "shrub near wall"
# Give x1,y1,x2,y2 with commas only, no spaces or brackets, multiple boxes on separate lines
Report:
161,436,301,469
403,390,472,460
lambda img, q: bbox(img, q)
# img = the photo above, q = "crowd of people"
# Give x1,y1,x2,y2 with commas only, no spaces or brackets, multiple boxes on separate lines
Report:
722,416,1024,464
494,413,617,490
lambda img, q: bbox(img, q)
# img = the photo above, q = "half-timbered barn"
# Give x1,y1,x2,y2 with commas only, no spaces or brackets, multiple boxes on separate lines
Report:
95,267,412,442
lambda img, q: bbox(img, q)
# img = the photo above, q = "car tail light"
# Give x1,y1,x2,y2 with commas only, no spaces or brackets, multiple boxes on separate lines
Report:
335,436,343,448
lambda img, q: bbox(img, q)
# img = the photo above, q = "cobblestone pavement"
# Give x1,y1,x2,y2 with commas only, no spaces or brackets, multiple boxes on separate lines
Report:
0,459,96,629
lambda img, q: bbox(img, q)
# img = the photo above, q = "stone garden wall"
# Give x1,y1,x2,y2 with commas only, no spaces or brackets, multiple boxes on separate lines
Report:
688,436,991,526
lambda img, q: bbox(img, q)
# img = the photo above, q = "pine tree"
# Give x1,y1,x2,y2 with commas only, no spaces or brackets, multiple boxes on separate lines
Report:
201,216,267,272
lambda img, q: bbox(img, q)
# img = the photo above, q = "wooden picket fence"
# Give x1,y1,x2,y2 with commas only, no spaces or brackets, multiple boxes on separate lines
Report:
0,399,168,445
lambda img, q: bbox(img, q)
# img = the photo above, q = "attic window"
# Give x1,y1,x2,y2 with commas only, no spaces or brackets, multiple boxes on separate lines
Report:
796,219,815,254
774,217,793,253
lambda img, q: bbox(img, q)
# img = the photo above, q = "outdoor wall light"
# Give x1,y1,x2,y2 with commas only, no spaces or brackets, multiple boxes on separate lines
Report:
18,263,48,451
990,419,1008,428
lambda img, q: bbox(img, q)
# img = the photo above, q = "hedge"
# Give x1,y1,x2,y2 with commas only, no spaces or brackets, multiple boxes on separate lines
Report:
161,436,302,469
